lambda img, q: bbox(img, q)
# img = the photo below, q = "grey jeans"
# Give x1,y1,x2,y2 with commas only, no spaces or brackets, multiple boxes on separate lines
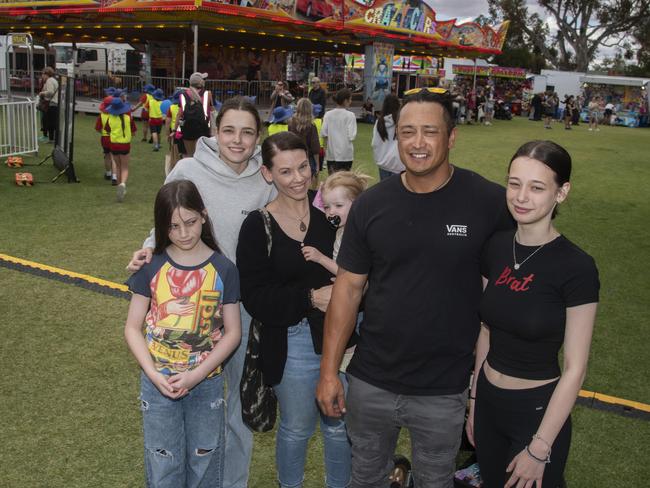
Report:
345,374,467,488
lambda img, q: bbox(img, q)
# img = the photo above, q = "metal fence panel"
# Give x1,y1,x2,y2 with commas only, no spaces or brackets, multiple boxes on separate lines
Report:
151,77,186,96
1,69,43,98
0,96,39,157
248,80,275,106
204,79,250,102
72,73,141,100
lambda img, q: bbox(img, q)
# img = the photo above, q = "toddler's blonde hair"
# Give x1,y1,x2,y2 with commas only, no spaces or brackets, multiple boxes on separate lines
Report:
321,171,372,201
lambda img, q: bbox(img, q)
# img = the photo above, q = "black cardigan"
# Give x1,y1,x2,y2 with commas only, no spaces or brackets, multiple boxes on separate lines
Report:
237,193,354,385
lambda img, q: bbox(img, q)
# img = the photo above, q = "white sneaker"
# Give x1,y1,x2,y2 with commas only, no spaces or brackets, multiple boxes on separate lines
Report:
116,183,127,202
588,128,593,131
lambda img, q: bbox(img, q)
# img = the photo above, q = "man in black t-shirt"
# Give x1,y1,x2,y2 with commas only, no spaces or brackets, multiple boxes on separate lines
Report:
316,89,513,488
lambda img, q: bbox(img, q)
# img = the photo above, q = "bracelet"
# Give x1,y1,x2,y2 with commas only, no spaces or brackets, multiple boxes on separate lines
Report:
525,444,551,464
469,396,476,400
532,433,552,453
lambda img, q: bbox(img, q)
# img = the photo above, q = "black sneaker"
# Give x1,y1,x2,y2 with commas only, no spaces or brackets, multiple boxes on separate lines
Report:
104,174,112,180
111,178,118,186
389,455,413,488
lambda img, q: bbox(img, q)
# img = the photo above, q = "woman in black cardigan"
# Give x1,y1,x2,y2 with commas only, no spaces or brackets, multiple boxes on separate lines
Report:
236,132,353,488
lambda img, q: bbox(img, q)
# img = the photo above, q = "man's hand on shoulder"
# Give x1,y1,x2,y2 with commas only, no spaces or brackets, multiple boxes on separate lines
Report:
127,247,154,272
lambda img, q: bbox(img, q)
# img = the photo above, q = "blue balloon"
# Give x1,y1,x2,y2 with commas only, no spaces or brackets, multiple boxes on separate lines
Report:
160,99,172,116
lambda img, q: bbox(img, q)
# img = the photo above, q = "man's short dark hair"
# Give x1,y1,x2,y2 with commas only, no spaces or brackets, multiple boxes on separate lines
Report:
401,89,455,135
334,88,352,105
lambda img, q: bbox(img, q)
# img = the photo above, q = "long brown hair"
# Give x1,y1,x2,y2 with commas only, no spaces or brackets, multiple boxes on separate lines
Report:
376,94,400,141
153,180,220,254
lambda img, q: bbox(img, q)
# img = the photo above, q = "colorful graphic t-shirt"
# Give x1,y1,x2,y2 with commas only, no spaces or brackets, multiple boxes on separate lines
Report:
127,251,240,376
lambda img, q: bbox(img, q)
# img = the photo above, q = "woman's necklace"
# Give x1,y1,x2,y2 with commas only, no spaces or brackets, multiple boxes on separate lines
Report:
402,165,454,193
281,205,309,232
512,232,547,270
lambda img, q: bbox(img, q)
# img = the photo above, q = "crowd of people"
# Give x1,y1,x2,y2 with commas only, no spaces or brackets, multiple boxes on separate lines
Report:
527,91,641,129
58,64,601,487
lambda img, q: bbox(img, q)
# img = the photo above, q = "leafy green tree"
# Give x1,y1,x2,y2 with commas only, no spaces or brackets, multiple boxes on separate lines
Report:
488,0,650,71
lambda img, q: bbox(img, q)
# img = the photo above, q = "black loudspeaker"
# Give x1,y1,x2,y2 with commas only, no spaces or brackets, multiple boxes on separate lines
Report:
52,146,78,182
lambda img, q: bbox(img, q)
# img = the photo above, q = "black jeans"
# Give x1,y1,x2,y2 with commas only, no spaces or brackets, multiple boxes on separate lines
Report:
44,105,59,142
474,367,571,488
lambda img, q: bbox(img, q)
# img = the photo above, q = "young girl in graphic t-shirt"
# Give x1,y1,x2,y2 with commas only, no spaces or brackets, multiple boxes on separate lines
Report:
302,170,370,371
125,179,241,488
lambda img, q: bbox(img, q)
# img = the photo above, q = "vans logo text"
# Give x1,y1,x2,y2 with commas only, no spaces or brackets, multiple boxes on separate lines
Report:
446,224,468,237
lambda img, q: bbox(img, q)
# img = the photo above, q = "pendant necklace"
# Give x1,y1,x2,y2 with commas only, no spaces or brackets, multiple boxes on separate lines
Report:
512,232,546,270
290,205,309,232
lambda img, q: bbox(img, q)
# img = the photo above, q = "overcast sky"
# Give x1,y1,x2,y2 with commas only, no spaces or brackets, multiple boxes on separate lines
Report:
426,0,491,22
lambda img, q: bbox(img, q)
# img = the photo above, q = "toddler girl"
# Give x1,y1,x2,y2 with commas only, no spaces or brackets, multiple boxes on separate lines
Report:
302,171,370,370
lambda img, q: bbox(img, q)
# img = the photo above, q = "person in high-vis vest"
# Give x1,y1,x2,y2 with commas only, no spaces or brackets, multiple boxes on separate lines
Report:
165,90,183,174
268,105,293,135
105,98,137,202
133,83,155,143
149,89,165,152
95,96,116,184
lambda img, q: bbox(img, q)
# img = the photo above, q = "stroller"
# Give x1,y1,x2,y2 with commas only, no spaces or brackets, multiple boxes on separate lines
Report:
494,100,513,120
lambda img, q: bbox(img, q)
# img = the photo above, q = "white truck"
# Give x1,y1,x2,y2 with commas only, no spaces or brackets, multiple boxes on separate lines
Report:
51,42,141,76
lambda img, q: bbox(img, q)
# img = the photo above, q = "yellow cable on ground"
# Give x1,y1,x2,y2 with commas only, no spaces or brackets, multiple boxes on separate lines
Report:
0,252,128,292
1,252,648,418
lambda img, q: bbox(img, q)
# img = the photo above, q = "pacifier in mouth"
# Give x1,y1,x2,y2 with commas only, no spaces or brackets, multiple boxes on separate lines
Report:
327,215,341,228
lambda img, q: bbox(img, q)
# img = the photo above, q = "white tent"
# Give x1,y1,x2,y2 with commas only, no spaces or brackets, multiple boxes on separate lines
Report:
579,74,649,88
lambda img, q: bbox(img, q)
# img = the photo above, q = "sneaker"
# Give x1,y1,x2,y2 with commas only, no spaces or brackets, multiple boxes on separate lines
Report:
588,128,593,131
141,137,147,142
116,182,126,202
153,146,159,152
38,135,48,142
148,138,153,144
111,178,118,186
104,173,112,180
389,455,413,488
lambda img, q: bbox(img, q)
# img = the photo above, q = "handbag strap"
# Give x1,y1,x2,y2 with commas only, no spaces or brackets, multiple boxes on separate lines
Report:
258,208,273,257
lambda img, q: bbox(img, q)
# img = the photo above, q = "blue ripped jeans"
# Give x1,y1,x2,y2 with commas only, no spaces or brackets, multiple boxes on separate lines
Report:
140,372,225,488
273,319,352,488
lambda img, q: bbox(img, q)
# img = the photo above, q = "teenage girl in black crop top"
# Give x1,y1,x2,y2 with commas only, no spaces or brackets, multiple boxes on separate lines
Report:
466,141,599,488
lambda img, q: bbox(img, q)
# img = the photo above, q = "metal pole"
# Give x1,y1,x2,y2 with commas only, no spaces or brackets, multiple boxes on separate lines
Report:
472,58,478,96
192,24,198,73
181,39,186,81
26,34,34,98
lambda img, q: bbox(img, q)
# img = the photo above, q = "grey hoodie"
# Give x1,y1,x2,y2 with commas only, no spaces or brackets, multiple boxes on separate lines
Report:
143,136,276,262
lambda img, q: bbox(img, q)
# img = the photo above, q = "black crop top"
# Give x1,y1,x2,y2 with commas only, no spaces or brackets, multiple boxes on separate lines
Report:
480,230,600,380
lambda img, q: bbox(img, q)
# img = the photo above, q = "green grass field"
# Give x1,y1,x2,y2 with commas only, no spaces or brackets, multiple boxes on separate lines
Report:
0,114,648,487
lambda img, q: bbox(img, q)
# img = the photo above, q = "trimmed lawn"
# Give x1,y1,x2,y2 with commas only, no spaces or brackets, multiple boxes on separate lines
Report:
0,113,648,486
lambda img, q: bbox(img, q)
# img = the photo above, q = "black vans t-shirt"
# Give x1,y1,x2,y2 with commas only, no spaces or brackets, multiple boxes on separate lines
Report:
480,230,600,380
338,167,514,395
